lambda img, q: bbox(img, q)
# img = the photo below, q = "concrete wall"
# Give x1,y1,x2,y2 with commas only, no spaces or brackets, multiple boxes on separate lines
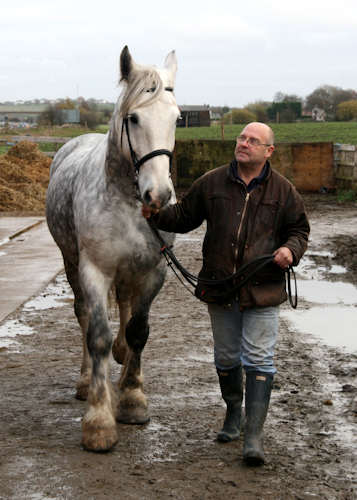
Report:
172,140,335,192
334,144,357,191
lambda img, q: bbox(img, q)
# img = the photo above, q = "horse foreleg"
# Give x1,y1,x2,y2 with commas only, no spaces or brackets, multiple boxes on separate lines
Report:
75,303,92,401
63,258,91,401
112,299,131,364
79,260,118,452
117,308,150,424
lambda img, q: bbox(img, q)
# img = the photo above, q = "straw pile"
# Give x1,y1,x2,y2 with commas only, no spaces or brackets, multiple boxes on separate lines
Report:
0,141,51,213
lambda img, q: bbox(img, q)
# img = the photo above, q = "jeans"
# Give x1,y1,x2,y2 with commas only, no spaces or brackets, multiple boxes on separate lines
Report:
208,301,279,374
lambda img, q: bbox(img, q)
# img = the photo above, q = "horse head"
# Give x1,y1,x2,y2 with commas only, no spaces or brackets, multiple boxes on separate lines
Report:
116,46,180,209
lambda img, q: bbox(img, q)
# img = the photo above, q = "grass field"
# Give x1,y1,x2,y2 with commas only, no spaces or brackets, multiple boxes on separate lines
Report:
175,121,357,144
1,122,357,154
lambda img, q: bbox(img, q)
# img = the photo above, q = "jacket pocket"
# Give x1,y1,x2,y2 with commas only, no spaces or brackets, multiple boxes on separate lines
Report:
248,280,287,307
257,199,280,228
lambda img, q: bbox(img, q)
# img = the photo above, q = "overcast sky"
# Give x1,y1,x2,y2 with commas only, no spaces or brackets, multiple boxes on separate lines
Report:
1,0,356,107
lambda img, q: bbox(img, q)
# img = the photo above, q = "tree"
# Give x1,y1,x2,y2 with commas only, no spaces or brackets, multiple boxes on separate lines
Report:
267,101,302,122
305,85,357,119
273,92,302,103
336,100,357,121
245,101,270,123
56,97,76,110
38,104,65,126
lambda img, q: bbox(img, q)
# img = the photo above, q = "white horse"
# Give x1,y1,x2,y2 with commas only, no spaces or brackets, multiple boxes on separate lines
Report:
46,46,179,452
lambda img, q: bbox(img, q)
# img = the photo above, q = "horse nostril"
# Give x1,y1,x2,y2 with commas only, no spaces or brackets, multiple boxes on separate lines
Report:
143,190,152,206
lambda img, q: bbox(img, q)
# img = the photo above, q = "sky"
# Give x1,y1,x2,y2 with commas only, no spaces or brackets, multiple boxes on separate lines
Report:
1,0,357,107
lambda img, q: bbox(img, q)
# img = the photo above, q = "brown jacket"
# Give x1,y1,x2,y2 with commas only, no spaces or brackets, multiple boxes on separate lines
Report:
155,160,310,308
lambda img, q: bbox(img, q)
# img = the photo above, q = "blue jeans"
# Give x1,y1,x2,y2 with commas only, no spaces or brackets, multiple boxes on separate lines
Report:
208,301,279,374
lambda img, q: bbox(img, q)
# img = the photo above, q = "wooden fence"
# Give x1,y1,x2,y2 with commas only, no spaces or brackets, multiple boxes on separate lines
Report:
0,136,69,157
334,144,357,191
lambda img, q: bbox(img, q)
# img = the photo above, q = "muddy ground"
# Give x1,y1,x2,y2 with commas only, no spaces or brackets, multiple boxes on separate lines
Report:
0,194,356,500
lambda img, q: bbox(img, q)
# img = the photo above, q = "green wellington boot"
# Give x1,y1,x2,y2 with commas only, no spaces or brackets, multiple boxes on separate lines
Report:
243,371,273,465
216,365,243,442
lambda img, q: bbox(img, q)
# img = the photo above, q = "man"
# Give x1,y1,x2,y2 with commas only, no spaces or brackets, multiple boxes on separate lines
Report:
143,122,310,465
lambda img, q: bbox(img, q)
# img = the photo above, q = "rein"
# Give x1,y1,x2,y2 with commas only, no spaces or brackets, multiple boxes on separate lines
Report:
121,116,173,181
147,218,298,308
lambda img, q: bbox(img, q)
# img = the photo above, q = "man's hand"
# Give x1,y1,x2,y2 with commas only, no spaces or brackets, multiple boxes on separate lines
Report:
142,205,159,219
273,246,293,269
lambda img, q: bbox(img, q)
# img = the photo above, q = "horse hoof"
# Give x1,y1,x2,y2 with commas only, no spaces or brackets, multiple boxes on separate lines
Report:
116,406,150,425
81,422,118,452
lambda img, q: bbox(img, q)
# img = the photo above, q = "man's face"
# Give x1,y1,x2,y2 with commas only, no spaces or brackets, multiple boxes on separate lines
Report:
234,124,274,167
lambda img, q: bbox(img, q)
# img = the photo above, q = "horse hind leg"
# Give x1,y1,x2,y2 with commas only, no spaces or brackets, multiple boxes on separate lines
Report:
64,258,92,401
112,297,131,364
116,291,156,425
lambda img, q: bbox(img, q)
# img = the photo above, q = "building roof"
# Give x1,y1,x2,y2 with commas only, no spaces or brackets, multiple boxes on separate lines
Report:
0,104,48,113
179,105,210,112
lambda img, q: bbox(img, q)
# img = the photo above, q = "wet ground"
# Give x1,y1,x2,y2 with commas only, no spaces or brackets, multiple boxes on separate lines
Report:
0,194,356,500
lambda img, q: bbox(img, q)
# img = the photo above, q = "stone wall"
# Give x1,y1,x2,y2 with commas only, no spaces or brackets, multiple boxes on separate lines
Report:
334,143,357,191
172,140,335,192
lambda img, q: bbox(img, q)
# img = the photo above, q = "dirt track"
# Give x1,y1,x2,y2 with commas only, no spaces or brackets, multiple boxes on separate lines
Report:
0,195,356,500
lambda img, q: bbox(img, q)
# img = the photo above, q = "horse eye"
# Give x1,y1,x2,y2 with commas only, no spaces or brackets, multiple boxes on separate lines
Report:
165,87,174,92
130,114,139,125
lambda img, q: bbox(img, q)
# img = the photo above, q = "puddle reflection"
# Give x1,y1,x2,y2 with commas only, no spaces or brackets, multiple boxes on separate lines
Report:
281,306,357,351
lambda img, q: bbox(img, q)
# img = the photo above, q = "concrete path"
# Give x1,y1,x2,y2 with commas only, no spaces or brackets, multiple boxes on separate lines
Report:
0,217,64,323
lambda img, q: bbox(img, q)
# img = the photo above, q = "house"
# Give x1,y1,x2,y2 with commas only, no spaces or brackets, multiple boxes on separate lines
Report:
312,107,326,122
177,105,211,127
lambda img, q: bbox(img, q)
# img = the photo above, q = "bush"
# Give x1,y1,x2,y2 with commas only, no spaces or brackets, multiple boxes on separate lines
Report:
224,108,256,124
336,100,357,121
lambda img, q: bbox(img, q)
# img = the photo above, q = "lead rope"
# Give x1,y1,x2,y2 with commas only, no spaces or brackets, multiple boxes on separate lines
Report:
147,218,298,308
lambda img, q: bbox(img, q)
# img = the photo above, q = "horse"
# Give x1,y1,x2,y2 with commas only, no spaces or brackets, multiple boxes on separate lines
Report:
46,46,179,452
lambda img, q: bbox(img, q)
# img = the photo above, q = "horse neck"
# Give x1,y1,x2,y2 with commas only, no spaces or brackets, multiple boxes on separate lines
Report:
104,122,138,199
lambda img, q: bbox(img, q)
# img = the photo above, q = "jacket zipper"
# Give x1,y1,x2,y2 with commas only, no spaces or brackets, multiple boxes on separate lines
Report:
233,191,250,273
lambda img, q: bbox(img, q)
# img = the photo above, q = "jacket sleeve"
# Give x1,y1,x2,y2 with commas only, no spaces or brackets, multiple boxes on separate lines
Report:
281,188,310,265
153,177,206,233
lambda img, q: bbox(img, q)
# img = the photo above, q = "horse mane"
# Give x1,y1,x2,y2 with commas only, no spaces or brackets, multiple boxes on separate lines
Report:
117,66,164,118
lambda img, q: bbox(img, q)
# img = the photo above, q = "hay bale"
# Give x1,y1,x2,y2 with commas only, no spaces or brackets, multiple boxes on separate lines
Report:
0,141,51,213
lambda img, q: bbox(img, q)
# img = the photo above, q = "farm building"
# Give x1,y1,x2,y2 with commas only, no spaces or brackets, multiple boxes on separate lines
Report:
0,104,80,125
177,105,211,127
0,104,48,124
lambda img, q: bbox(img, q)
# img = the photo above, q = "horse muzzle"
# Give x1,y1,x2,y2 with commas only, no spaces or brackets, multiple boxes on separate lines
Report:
143,186,172,210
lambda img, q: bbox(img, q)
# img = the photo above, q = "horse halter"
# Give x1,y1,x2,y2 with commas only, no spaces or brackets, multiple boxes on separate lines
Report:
121,116,173,181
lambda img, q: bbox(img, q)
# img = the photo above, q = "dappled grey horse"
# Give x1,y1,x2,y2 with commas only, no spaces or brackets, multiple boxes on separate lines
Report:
46,46,179,452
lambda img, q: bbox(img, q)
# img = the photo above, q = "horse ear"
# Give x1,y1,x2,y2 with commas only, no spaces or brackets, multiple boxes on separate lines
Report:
120,45,133,81
164,50,177,79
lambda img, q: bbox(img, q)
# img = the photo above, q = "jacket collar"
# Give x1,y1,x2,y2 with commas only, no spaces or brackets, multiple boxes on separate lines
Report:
228,159,271,192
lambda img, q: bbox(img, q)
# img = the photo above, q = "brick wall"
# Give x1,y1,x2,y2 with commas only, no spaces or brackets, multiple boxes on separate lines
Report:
172,140,335,192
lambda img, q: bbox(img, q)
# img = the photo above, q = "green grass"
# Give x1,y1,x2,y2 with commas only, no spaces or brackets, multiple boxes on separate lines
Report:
1,122,357,153
337,189,357,202
176,122,357,144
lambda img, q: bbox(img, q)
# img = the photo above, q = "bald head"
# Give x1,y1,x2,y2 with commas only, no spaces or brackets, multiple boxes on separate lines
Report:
242,122,275,146
235,121,275,172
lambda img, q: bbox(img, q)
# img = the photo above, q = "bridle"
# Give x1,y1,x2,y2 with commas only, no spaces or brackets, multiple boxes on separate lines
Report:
121,116,173,183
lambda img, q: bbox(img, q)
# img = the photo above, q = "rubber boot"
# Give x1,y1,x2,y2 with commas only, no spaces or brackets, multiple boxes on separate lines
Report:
216,365,243,442
243,371,273,465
